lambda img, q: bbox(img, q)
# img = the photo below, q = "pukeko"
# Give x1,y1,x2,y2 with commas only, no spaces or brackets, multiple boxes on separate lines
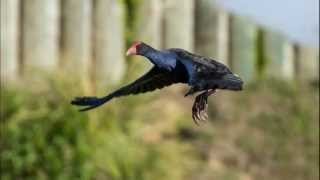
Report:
71,41,243,125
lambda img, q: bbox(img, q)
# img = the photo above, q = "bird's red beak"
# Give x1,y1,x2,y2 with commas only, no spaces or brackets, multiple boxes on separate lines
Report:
126,41,141,56
126,46,137,56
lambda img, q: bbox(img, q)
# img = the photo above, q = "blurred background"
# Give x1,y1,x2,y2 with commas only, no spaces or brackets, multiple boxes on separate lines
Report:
0,0,319,179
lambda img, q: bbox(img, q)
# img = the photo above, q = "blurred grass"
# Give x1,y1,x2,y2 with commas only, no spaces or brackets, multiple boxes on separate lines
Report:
0,76,319,180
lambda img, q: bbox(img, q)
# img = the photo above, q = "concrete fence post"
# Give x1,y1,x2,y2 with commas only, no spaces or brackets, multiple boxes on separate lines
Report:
195,0,229,65
131,0,164,75
295,46,319,82
93,0,126,90
21,0,60,75
262,30,295,80
282,41,295,80
60,0,92,78
163,0,194,51
229,15,258,82
0,0,20,83
135,0,163,49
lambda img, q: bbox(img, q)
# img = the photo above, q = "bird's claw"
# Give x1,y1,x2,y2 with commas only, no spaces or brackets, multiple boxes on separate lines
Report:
192,92,209,125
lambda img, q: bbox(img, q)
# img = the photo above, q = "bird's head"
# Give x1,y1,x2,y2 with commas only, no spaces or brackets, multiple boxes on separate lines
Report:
126,41,176,71
126,41,150,56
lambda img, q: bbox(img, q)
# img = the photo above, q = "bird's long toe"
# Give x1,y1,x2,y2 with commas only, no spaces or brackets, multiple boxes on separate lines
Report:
199,96,208,121
192,98,204,124
192,102,201,125
199,108,208,122
192,92,210,124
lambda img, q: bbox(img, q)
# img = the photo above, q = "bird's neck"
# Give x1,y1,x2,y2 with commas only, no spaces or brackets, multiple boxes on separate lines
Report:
143,49,176,71
143,47,159,60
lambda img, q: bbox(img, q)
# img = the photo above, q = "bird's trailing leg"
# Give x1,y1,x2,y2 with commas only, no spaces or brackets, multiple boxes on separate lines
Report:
192,89,216,125
184,86,198,97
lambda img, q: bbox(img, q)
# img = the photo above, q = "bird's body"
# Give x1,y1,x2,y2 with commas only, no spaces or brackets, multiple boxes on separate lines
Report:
71,42,243,124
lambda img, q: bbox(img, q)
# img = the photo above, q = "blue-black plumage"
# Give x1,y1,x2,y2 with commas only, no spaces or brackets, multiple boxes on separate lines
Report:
71,41,243,124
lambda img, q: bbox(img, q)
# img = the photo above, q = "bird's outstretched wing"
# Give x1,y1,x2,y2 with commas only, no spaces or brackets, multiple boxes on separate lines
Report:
71,66,182,111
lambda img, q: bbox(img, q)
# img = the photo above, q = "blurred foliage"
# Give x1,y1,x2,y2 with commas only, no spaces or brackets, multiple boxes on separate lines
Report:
1,86,93,179
0,76,319,180
0,76,197,180
206,79,319,180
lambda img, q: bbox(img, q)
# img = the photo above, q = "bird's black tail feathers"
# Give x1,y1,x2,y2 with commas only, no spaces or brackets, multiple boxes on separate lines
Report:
220,73,243,91
71,95,114,111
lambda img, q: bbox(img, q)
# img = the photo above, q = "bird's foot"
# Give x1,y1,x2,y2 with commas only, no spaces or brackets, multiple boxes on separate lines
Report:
184,87,196,97
192,89,216,125
192,92,208,125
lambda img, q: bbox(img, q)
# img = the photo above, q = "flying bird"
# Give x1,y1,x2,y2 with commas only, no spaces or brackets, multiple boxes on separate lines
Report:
71,42,243,125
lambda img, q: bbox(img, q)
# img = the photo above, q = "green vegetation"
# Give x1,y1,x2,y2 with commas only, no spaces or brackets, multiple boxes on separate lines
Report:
1,77,318,180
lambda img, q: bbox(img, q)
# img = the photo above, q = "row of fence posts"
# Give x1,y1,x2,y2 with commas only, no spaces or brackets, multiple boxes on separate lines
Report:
1,0,319,91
